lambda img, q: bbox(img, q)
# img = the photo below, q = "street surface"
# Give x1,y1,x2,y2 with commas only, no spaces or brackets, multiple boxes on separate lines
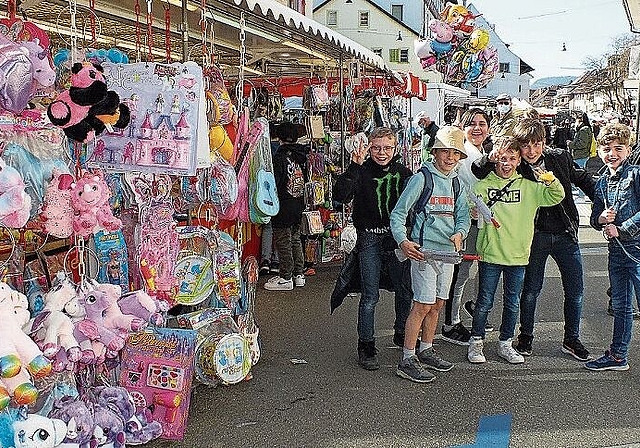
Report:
150,203,640,448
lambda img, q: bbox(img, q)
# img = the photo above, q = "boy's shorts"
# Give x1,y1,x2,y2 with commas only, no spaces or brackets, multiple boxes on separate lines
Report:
410,259,454,304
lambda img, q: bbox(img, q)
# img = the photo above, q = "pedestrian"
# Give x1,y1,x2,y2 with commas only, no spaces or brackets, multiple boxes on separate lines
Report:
442,108,491,345
586,123,640,371
259,122,282,276
263,122,307,291
567,112,593,168
331,127,413,370
553,119,573,150
467,136,565,364
414,111,439,164
489,93,517,139
390,125,470,382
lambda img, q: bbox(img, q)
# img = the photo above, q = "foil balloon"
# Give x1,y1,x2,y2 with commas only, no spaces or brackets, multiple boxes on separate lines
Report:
414,39,432,59
441,4,470,28
469,29,490,52
475,46,499,88
429,19,454,43
0,18,51,50
0,33,34,113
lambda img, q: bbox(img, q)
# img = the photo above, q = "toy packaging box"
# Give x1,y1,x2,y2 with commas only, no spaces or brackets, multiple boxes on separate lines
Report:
119,328,197,440
93,229,130,293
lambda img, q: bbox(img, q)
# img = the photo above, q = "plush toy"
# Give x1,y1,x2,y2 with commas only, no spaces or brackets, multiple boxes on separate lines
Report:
69,171,122,238
47,62,130,143
74,288,126,360
91,386,162,445
0,157,32,228
90,282,146,336
0,282,52,410
118,290,168,327
0,406,67,448
25,274,82,369
42,169,74,238
49,396,97,448
92,404,125,448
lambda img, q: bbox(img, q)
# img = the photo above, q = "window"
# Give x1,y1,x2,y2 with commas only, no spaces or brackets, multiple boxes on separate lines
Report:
519,85,522,93
327,10,337,26
391,5,403,21
359,11,369,27
389,48,400,63
400,49,409,63
499,62,510,73
372,48,383,57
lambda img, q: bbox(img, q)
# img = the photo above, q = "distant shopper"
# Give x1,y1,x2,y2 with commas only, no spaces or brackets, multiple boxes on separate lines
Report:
264,122,307,291
489,93,517,138
587,123,640,371
567,113,593,167
415,111,439,164
467,136,564,365
390,126,470,383
331,127,413,371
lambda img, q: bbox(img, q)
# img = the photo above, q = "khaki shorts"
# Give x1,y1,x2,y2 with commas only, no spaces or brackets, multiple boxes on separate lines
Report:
410,258,454,305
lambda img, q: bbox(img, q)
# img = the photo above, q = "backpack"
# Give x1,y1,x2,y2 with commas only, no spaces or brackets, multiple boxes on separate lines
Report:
406,166,460,246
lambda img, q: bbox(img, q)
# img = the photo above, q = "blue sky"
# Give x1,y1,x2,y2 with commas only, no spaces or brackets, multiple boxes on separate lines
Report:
471,0,631,81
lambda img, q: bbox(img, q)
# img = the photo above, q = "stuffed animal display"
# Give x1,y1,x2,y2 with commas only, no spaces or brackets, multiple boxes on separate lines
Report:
69,171,122,238
0,282,52,410
0,157,32,228
47,62,130,143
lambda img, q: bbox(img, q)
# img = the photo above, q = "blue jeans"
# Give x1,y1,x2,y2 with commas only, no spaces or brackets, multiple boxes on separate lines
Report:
608,242,640,359
357,231,412,342
472,262,525,341
519,232,584,341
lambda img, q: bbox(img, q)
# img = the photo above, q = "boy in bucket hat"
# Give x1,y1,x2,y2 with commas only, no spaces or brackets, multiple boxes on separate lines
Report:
390,125,471,382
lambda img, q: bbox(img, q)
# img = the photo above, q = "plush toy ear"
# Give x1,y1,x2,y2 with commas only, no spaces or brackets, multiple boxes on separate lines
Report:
58,173,74,190
71,62,84,74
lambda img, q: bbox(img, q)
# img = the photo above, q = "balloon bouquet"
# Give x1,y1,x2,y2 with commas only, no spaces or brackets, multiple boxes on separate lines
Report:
414,4,499,89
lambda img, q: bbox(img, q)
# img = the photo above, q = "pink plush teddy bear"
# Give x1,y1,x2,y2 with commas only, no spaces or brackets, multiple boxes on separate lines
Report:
70,171,122,238
0,157,32,229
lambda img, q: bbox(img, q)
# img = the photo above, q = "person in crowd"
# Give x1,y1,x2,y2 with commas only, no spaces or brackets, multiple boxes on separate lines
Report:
390,126,470,383
553,118,573,150
414,111,439,164
472,118,595,360
331,127,413,371
489,93,517,139
586,123,640,371
567,112,593,168
467,136,565,364
442,108,491,345
263,122,308,291
260,124,282,276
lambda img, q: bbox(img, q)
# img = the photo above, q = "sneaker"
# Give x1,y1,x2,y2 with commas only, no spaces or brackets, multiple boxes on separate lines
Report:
441,323,471,346
263,276,293,291
396,355,435,383
585,350,629,371
515,334,533,356
497,339,525,364
357,340,379,370
468,337,486,363
393,332,405,348
484,321,494,332
562,338,591,362
294,274,305,287
259,260,270,276
269,261,280,274
417,347,454,372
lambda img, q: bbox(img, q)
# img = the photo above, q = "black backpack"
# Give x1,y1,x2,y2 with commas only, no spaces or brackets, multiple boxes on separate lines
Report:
406,166,461,246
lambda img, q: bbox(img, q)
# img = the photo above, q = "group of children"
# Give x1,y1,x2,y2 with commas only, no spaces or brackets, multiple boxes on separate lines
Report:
332,113,640,382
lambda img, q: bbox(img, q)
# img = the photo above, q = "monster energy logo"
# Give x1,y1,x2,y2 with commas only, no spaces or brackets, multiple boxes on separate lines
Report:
374,172,401,217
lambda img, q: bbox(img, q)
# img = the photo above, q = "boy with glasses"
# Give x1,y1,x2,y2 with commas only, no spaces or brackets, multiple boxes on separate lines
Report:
332,127,413,371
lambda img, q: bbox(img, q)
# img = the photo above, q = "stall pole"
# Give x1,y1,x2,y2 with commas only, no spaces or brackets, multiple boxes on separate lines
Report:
636,83,640,143
339,55,345,171
181,0,189,61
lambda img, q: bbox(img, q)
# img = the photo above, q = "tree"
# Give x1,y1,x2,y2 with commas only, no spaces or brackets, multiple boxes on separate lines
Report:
580,34,640,116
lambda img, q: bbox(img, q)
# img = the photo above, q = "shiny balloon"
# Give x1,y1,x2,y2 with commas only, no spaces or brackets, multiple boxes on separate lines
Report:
469,29,490,52
0,34,34,113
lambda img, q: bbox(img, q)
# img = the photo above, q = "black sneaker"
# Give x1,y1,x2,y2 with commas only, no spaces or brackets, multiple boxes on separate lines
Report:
515,334,533,356
562,338,591,362
270,261,280,274
259,260,270,276
357,340,379,370
441,323,471,346
396,355,435,383
463,300,494,332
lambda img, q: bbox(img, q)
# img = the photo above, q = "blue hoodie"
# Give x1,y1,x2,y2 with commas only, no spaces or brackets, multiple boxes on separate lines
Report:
390,161,470,251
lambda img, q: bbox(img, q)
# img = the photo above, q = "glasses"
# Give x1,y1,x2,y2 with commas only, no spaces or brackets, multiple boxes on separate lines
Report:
370,145,395,153
497,101,510,105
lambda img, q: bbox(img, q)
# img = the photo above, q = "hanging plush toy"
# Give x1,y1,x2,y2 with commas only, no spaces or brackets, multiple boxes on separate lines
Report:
0,407,67,448
47,62,130,143
0,157,32,228
69,171,122,238
0,282,52,410
42,169,74,238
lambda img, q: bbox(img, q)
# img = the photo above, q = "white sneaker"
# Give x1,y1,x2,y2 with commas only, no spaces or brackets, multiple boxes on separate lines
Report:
468,337,486,363
294,274,305,287
264,276,293,291
497,339,525,364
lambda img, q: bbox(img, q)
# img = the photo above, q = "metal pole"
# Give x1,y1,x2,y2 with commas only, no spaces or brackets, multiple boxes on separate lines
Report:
339,55,345,171
635,84,640,146
181,0,189,61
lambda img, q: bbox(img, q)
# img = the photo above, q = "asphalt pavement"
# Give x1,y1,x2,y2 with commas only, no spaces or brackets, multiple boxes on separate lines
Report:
149,199,640,448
